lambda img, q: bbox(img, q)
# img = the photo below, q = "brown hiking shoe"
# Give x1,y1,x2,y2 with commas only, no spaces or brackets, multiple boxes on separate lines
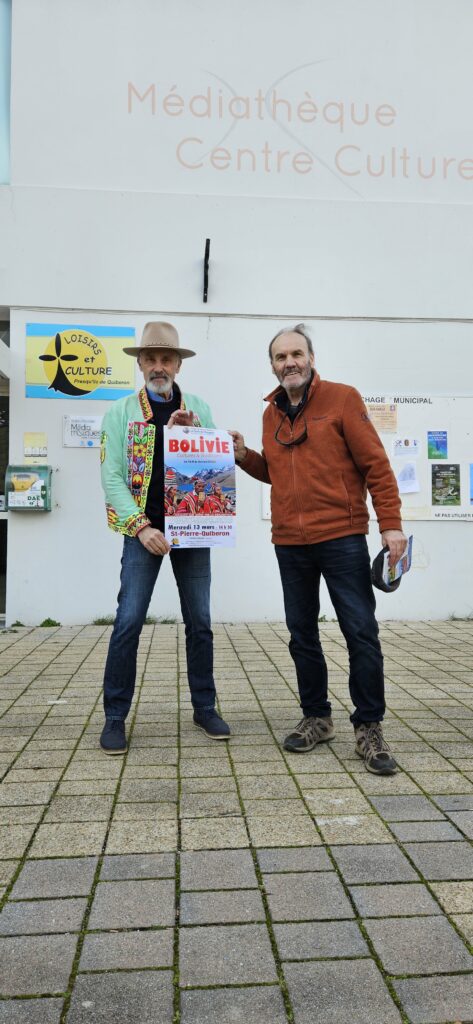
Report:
354,722,397,775
283,716,335,753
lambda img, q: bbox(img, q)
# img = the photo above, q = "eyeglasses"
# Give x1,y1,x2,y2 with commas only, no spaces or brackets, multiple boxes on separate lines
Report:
274,413,308,447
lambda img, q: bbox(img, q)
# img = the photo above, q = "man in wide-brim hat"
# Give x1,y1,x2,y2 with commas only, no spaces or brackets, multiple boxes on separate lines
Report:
99,321,230,754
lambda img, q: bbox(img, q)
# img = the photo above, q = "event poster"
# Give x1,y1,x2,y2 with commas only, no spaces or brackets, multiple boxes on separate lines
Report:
431,463,461,506
25,324,136,400
427,430,448,459
164,426,236,547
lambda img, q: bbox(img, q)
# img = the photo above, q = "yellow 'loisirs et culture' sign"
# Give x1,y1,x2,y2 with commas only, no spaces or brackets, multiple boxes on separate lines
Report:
25,323,136,400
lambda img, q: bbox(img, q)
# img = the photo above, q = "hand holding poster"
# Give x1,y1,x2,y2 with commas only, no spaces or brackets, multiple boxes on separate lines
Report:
164,426,236,548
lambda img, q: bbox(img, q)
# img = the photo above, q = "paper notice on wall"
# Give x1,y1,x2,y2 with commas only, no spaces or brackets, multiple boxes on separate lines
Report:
23,432,48,463
397,462,420,494
63,415,102,448
393,437,420,459
470,464,473,506
427,430,448,459
366,402,397,433
164,426,236,548
431,463,461,506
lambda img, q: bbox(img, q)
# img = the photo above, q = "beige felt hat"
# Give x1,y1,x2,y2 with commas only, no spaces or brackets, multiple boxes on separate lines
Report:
123,321,195,358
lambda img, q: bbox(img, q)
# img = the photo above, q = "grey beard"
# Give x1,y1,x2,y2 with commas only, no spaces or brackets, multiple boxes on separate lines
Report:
148,376,172,395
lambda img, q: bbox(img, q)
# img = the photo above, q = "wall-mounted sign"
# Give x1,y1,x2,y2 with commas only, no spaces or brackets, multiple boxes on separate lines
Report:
23,432,48,463
25,324,136,400
63,415,102,448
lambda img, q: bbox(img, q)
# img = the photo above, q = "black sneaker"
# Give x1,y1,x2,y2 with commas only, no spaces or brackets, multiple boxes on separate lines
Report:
193,709,231,740
354,721,397,775
283,716,335,753
100,718,127,755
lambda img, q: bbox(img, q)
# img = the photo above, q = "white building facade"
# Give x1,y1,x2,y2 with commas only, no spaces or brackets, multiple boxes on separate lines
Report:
1,0,473,624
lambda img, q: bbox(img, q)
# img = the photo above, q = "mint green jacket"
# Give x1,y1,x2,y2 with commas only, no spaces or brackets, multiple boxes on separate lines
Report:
100,386,214,536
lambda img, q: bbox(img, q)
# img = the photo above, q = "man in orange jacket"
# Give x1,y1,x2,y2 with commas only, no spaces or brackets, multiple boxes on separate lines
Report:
231,324,407,776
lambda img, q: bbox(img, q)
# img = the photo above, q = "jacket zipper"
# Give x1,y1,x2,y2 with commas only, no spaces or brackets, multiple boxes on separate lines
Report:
342,474,353,525
289,410,308,542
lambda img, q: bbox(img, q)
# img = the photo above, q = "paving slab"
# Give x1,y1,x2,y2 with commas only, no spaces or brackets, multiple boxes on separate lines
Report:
179,924,277,986
364,915,472,974
331,844,418,883
257,846,331,873
180,986,287,1024
99,852,175,880
0,933,78,995
28,822,107,858
433,793,473,811
67,971,173,1024
180,888,265,924
79,927,173,970
389,819,463,841
11,858,97,899
274,919,368,959
350,882,441,917
88,878,175,929
0,897,86,935
404,840,473,879
393,974,473,1024
0,998,63,1023
430,879,473,913
263,870,354,922
368,795,446,820
284,960,401,1024
180,849,257,890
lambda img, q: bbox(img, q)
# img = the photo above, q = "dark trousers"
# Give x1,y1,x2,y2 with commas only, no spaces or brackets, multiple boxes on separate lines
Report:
103,536,216,720
275,535,385,725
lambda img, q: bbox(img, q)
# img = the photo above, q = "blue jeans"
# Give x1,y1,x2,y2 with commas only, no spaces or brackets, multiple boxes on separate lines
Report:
103,537,216,719
275,535,384,725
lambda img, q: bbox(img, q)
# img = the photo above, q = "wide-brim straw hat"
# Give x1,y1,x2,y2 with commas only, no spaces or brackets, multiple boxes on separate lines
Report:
123,321,195,358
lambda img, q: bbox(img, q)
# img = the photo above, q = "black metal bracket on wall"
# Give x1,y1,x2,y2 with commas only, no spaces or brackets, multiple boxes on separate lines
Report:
203,238,210,303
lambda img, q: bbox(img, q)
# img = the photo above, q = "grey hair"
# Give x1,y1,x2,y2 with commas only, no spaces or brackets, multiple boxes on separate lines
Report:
268,323,314,360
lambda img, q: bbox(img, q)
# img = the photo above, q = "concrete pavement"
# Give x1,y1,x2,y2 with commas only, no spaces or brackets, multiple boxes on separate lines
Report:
0,619,472,1023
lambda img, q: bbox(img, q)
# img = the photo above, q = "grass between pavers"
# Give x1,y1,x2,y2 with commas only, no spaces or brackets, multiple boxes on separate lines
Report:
224,734,296,1024
224,621,472,1024
0,625,113,912
2,621,473,1023
58,630,164,1024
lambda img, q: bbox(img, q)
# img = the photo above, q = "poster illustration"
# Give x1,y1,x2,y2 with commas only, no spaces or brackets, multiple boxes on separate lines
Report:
427,430,448,459
470,465,473,506
164,426,236,547
431,463,461,506
25,324,136,400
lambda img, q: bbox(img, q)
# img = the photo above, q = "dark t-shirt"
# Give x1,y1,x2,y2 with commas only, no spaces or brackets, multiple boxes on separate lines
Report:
144,388,181,531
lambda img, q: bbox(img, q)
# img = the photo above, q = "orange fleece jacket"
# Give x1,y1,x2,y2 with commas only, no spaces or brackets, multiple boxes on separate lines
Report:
239,373,402,545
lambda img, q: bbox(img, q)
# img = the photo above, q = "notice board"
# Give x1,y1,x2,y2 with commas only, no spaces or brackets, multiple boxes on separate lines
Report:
363,393,473,521
261,392,473,522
